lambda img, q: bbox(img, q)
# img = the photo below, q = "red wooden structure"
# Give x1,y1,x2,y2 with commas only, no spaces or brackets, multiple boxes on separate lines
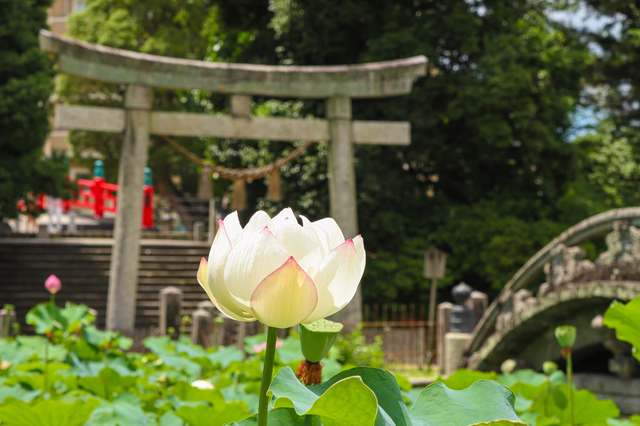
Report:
29,161,155,229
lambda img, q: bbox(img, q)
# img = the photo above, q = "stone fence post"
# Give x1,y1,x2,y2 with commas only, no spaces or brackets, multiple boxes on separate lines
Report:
159,286,182,339
0,309,16,338
438,284,488,375
437,302,453,375
191,308,212,346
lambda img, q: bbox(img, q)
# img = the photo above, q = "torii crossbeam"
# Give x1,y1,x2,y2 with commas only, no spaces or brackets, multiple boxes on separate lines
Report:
40,30,427,332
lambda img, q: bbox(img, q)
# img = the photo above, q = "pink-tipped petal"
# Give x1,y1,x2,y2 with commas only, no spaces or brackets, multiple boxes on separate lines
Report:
250,257,318,328
272,208,296,227
273,218,323,276
224,227,291,309
304,239,361,323
353,235,366,279
207,221,254,320
198,257,254,322
222,211,243,245
311,218,345,250
241,210,275,239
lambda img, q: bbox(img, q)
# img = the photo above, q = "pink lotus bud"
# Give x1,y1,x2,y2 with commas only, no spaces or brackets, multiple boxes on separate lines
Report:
252,340,283,353
45,274,61,294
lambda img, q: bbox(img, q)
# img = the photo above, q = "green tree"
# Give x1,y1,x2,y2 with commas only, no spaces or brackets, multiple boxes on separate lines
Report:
579,0,640,128
0,0,69,219
62,0,328,226
214,0,592,300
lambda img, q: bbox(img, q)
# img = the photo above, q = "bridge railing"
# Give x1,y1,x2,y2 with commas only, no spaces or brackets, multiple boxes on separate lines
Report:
466,206,640,361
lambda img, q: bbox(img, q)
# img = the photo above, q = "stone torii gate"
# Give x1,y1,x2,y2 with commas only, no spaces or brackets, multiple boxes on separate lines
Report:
40,30,427,333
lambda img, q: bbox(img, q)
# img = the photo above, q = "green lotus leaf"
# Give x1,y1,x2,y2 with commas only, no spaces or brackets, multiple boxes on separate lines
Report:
230,407,307,425
527,384,619,425
436,368,498,390
173,402,250,426
0,398,98,426
85,393,149,426
0,385,40,403
268,366,379,426
207,346,245,368
409,380,524,426
603,297,640,361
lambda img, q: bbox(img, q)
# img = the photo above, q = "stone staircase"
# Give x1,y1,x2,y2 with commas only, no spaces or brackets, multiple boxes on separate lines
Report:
0,238,210,331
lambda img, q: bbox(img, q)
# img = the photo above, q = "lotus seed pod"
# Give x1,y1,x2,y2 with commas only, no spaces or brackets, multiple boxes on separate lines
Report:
554,325,577,348
543,361,558,375
299,319,343,363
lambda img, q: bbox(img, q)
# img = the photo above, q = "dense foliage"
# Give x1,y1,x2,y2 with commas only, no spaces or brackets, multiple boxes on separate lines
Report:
2,297,638,424
0,0,70,219
56,0,640,304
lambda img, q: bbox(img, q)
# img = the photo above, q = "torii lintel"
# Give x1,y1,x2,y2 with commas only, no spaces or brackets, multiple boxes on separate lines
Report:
39,30,427,99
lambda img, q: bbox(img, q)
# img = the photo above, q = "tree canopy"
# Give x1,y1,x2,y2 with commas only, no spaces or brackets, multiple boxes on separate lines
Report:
0,0,70,219
58,0,640,304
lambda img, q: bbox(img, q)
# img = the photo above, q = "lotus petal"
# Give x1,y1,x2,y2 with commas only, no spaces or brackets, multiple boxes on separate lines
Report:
197,257,253,322
272,207,297,227
353,235,366,279
224,226,291,309
241,210,275,239
273,218,323,276
250,257,318,328
304,239,361,323
301,215,330,256
311,217,345,250
222,211,243,245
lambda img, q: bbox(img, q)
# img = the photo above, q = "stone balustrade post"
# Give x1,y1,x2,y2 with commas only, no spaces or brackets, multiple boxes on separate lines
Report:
191,309,212,346
159,286,183,339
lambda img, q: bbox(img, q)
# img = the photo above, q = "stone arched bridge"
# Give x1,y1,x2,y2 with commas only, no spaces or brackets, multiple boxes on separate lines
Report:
464,207,640,375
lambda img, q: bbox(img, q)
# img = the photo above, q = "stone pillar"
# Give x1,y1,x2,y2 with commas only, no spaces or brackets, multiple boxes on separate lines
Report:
0,309,16,338
437,302,454,375
465,291,488,328
106,84,152,333
191,308,212,347
159,286,183,339
444,333,470,376
193,221,205,241
326,96,360,327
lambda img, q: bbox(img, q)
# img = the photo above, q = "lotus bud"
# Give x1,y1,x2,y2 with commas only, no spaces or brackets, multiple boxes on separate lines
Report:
296,319,343,385
555,325,577,358
543,361,558,375
555,326,576,348
500,359,517,374
44,275,61,294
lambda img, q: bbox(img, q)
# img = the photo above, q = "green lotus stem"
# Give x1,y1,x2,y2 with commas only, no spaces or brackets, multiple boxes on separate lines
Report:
104,348,110,400
567,355,574,426
50,294,55,305
42,338,49,398
3,314,9,338
258,327,278,426
544,377,550,417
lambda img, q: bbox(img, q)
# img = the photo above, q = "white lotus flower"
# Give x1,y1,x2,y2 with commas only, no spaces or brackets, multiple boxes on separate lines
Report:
197,208,366,329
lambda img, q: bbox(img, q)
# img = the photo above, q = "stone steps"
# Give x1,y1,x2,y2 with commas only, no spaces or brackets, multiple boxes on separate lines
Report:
0,238,210,331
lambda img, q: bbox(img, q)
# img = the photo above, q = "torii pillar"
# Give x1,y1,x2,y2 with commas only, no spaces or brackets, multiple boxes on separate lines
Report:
40,29,427,331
